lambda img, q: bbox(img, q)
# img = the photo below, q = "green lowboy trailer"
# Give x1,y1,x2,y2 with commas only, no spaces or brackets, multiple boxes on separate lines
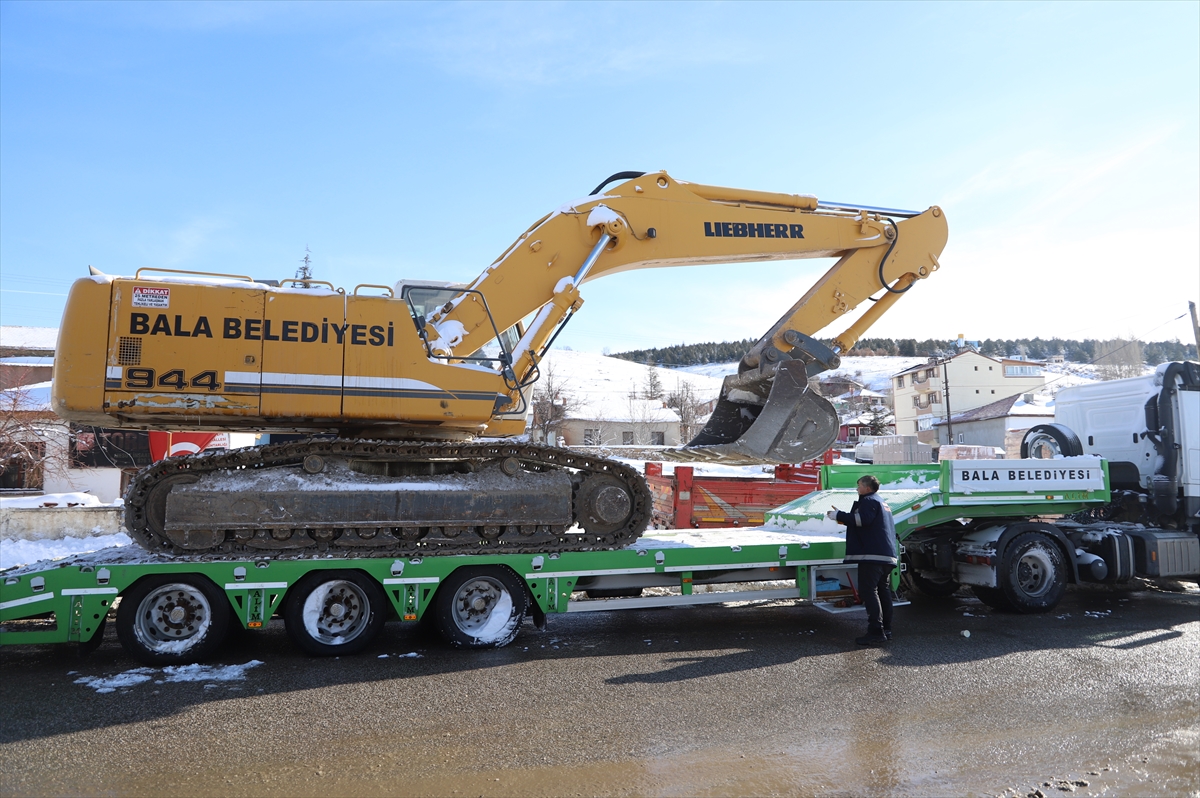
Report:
3,456,1196,665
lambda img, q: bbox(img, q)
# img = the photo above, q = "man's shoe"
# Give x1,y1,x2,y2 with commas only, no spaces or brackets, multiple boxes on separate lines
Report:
855,633,888,646
884,630,893,641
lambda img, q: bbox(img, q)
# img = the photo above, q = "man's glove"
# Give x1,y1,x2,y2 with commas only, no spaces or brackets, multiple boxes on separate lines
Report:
825,509,839,522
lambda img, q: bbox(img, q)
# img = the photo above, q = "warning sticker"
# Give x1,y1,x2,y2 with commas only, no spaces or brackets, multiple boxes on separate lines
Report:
132,286,170,309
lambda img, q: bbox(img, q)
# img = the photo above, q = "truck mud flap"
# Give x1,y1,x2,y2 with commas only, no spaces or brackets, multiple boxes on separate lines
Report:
663,360,839,465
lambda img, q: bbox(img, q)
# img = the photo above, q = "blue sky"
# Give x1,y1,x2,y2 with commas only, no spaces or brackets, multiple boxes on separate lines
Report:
2,1,1197,354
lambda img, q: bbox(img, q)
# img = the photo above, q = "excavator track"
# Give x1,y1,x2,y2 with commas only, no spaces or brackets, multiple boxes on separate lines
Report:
124,439,651,558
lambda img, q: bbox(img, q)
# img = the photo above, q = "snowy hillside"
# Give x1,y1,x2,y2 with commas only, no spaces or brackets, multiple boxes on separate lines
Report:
536,349,724,421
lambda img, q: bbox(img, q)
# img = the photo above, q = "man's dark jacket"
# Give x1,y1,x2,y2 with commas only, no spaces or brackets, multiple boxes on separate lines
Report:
836,492,898,565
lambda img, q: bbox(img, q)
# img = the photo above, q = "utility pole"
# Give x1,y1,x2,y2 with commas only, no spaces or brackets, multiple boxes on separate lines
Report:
1190,301,1199,352
942,354,954,445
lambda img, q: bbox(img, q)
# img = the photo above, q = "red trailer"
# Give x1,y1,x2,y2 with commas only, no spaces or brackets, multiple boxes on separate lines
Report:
644,451,834,529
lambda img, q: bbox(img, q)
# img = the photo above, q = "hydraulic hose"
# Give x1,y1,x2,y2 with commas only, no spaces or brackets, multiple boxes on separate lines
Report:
589,171,646,196
878,218,912,294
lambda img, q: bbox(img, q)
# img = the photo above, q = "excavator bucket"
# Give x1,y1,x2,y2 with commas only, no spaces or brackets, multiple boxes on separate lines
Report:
662,359,840,465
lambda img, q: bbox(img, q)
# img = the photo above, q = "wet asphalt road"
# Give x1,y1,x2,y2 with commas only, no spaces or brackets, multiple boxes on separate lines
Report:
1,581,1197,798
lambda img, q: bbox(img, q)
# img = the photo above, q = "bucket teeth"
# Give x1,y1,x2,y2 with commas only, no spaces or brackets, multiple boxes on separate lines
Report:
663,360,839,465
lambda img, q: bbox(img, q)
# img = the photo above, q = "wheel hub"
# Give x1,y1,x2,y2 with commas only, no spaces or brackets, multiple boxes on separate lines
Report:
134,584,212,652
453,579,503,631
1017,549,1053,596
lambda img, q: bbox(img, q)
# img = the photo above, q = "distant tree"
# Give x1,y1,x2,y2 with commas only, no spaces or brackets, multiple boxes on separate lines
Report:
1095,338,1144,380
666,379,707,443
296,246,313,281
612,336,1192,371
529,362,576,444
865,404,891,436
643,364,663,400
0,381,61,490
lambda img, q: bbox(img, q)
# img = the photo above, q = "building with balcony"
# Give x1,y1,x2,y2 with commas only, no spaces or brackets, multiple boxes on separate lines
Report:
892,351,1047,444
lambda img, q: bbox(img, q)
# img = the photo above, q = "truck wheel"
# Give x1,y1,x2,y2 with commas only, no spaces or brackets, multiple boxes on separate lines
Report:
1021,424,1084,459
903,571,961,598
284,571,387,656
116,575,230,666
434,566,527,649
995,532,1067,613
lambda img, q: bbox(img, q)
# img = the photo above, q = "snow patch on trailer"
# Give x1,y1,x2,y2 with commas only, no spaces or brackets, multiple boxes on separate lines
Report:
632,527,843,549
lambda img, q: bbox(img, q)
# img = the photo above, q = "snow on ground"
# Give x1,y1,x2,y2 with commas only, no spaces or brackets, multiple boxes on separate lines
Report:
0,532,133,571
611,456,777,479
1,492,106,509
74,661,264,693
537,349,725,421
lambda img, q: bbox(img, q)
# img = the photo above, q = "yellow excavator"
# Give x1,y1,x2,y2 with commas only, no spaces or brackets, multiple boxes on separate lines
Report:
51,171,948,556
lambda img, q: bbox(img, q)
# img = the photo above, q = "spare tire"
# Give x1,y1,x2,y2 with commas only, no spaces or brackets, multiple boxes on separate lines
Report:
1020,423,1084,459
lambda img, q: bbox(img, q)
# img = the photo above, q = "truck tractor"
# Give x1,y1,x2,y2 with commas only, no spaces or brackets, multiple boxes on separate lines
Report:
901,361,1200,610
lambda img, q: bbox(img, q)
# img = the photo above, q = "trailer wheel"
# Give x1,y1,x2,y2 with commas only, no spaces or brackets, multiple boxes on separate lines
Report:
434,566,527,649
994,532,1067,613
284,571,387,656
115,575,230,666
903,571,961,598
1020,424,1084,459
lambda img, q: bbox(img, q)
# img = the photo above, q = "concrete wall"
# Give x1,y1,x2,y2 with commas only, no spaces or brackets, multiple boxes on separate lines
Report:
0,506,124,541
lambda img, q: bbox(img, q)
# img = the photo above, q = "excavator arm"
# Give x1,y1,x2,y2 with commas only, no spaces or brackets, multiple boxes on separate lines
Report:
422,171,947,462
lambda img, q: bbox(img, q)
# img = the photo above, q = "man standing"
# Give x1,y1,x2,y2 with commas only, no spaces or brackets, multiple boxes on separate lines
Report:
826,475,898,646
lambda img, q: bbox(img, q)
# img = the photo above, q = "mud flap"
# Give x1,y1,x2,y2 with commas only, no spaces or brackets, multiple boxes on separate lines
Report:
663,360,839,465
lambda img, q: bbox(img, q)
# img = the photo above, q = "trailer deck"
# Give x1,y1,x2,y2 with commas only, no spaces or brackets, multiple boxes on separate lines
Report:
0,456,1115,661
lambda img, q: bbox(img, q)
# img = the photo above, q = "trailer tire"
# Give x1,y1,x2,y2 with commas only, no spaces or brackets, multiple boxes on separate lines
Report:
1021,424,1084,459
284,570,387,656
994,532,1068,613
903,571,961,598
434,566,527,649
116,574,230,666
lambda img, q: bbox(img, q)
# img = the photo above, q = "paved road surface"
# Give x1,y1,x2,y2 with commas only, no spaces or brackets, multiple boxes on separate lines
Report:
2,581,1197,797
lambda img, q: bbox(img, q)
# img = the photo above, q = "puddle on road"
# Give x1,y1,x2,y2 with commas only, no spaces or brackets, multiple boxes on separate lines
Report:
134,724,1198,798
